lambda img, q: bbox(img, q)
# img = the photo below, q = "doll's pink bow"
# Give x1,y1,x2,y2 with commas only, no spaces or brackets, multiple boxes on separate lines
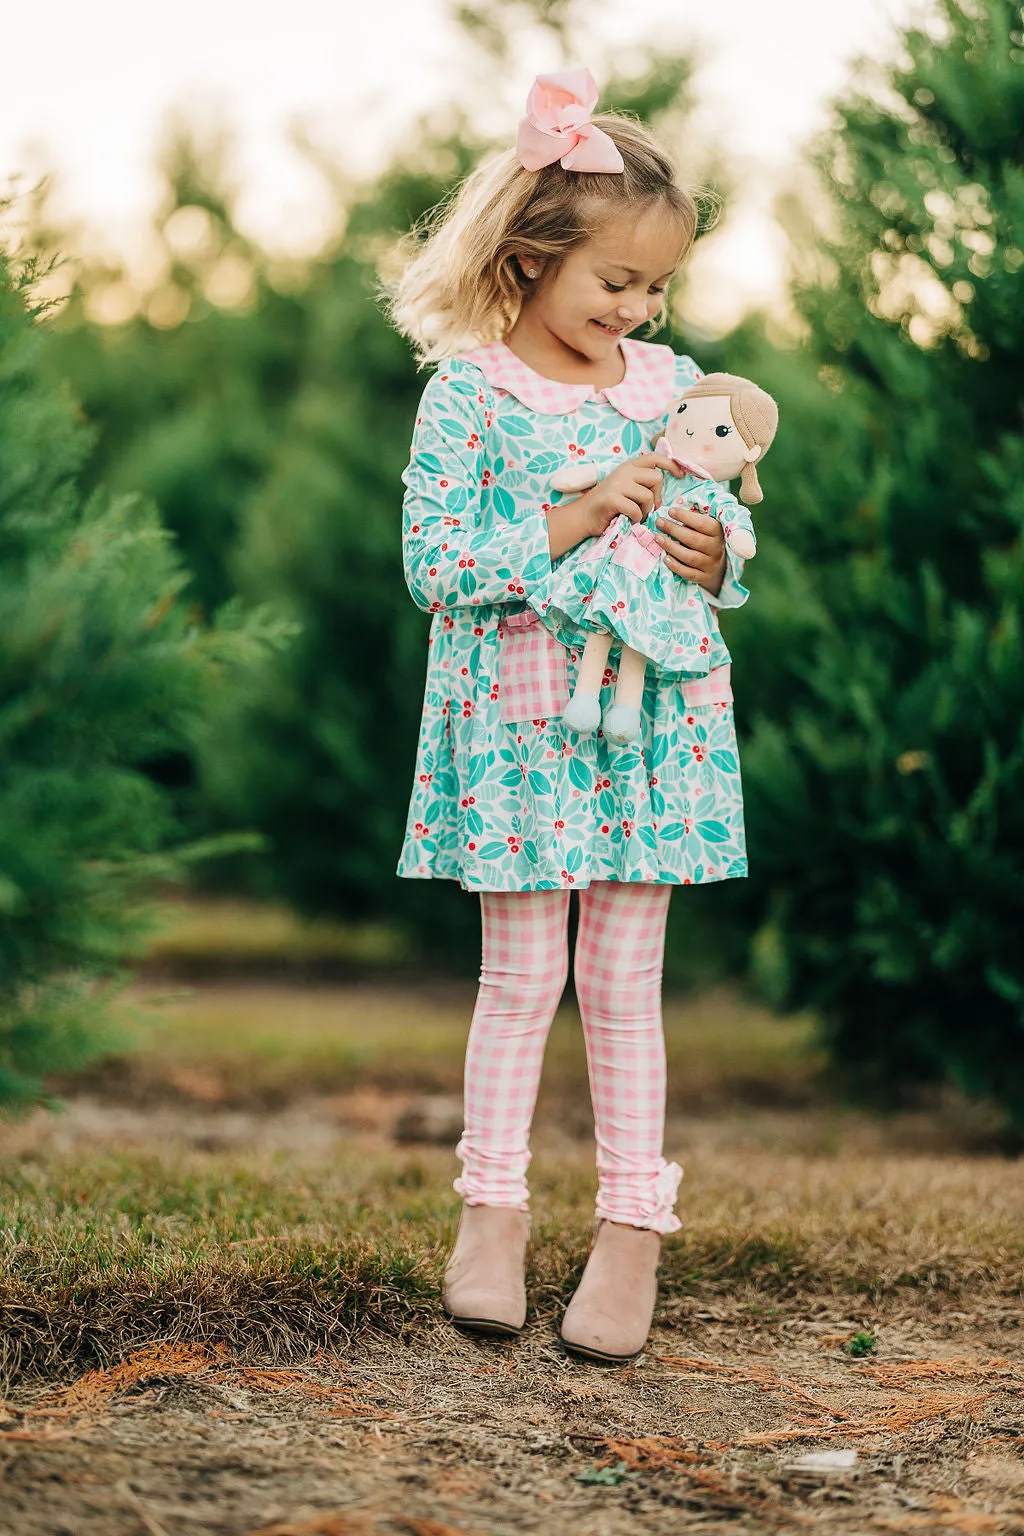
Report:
515,68,624,173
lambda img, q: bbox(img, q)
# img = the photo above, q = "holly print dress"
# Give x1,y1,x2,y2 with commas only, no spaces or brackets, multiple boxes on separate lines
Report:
397,337,752,893
531,470,755,678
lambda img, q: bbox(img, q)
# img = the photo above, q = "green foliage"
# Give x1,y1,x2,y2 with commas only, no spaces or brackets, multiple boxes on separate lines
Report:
845,1331,878,1358
0,241,277,1105
711,0,1024,1117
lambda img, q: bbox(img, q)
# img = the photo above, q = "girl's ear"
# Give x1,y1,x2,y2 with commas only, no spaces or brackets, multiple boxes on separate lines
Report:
516,255,543,281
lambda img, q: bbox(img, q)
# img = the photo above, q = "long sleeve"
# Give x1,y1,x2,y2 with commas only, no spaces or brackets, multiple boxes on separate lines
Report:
401,363,552,614
706,548,749,609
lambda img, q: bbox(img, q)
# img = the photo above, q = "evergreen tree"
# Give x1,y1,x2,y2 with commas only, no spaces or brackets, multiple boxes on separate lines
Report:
0,241,272,1105
713,0,1024,1117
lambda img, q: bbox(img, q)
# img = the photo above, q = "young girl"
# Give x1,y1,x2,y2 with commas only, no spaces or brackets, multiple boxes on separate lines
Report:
386,69,751,1364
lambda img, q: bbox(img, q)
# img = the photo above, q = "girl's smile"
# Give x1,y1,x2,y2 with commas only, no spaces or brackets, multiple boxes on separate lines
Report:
507,203,687,386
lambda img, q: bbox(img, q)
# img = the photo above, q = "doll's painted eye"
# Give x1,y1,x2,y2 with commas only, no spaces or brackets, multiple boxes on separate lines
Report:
715,424,732,438
675,402,687,414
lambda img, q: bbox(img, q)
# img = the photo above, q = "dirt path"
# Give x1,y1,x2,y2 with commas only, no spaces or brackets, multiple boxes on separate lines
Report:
6,986,1024,1536
4,1291,1024,1535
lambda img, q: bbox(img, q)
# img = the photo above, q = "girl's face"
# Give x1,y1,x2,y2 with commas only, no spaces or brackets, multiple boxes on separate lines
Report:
519,203,684,364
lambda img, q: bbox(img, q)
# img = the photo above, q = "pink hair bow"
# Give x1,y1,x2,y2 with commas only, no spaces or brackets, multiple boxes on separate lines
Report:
515,68,624,174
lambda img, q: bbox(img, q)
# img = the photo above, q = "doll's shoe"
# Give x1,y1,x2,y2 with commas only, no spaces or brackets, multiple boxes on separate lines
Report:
601,703,642,746
442,1203,530,1337
562,691,602,735
560,1219,661,1364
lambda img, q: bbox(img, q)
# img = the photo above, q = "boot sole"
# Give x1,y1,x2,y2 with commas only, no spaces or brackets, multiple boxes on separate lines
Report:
444,1309,523,1339
560,1334,643,1365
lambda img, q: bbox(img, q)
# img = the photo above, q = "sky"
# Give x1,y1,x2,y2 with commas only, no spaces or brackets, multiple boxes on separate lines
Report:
2,0,918,332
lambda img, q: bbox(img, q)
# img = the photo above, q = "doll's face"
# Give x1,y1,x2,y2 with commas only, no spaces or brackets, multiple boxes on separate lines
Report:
666,393,759,482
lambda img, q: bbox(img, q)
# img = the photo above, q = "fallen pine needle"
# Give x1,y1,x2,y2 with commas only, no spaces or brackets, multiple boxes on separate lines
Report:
242,1515,376,1536
736,1391,991,1447
855,1357,1011,1388
40,1342,228,1411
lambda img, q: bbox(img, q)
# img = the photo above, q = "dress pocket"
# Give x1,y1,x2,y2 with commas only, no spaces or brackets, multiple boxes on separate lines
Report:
680,664,733,706
497,609,570,723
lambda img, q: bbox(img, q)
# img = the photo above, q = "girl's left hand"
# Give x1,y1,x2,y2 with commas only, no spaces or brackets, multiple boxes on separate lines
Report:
654,505,727,597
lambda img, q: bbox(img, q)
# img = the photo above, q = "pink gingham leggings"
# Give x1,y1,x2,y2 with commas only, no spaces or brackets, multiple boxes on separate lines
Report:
454,882,682,1234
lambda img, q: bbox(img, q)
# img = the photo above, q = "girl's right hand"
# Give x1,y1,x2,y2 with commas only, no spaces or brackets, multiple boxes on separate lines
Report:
574,453,683,539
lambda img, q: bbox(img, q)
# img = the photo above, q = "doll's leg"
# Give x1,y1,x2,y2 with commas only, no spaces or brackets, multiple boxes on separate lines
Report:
562,629,613,735
602,646,647,746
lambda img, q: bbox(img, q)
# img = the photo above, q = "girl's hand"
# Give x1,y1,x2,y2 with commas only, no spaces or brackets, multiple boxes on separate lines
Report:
654,503,728,597
573,453,682,539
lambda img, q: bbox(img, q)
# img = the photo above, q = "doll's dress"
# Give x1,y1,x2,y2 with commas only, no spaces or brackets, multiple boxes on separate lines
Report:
530,470,756,681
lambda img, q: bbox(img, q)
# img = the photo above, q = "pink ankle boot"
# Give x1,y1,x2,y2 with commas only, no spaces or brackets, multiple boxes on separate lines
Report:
442,1203,530,1337
560,1218,661,1364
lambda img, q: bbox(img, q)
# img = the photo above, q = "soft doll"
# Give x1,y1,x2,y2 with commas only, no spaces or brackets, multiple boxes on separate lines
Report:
529,371,778,746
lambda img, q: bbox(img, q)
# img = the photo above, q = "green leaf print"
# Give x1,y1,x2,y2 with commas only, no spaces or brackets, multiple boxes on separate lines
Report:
439,415,473,439
568,757,593,793
492,486,516,519
577,423,597,446
638,825,658,851
659,822,687,841
523,553,551,583
501,415,535,437
445,486,471,512
468,753,489,786
458,567,476,598
477,841,509,860
526,451,564,476
527,770,551,794
709,750,738,773
565,845,583,873
695,820,731,844
418,452,444,475
522,840,539,864
466,808,484,836
621,420,643,456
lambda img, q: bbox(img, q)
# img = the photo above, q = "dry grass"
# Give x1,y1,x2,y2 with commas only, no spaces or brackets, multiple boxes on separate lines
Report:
6,903,1024,1532
142,895,414,977
5,960,1023,1385
80,978,825,1117
3,1105,1023,1386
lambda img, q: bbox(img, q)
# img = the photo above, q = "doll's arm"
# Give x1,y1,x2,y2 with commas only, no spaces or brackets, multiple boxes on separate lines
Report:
661,481,754,607
719,490,757,561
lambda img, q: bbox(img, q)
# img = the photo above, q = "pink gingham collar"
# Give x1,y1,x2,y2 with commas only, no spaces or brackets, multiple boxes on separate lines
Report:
457,337,678,421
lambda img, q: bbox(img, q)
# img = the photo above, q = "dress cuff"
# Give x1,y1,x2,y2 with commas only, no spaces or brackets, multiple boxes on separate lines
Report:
705,546,749,609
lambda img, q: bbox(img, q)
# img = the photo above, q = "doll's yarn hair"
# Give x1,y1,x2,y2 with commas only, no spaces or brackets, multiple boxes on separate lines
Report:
680,373,779,504
382,114,708,366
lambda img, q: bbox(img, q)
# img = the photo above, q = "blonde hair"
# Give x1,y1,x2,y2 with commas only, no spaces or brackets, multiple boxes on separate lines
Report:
382,113,699,366
679,372,779,504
